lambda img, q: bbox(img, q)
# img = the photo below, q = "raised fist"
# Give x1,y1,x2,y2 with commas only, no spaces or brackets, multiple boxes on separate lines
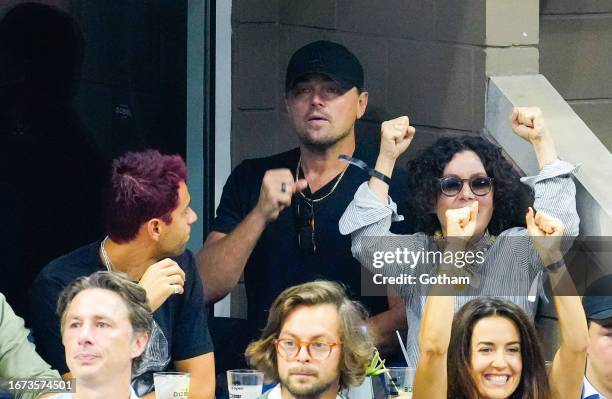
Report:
525,207,565,265
254,169,308,223
445,201,479,240
510,107,550,144
379,116,416,161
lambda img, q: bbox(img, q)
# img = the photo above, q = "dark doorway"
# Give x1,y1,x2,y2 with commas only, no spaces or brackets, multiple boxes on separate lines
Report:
0,0,192,321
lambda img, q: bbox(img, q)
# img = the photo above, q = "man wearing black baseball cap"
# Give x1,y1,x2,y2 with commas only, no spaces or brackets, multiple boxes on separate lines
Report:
582,274,612,399
199,40,410,367
284,40,364,94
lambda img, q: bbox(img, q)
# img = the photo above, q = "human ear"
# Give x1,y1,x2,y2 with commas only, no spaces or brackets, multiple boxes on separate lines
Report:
356,91,368,119
146,219,162,241
131,332,149,359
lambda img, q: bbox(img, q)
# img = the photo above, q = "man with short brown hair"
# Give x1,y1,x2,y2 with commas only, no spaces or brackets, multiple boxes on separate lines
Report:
48,271,152,399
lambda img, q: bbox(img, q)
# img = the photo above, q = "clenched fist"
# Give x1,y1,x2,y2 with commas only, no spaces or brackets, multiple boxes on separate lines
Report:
138,258,186,311
254,169,308,223
445,201,479,240
510,107,550,144
525,207,565,265
379,116,416,161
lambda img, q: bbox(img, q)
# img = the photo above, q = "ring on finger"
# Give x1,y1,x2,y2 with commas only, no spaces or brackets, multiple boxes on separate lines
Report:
173,284,180,295
281,182,287,193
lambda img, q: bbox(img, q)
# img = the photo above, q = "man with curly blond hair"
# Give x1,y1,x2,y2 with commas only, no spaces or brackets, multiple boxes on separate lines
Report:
246,281,373,399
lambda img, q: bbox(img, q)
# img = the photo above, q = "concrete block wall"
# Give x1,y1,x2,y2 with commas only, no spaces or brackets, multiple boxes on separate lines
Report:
540,0,612,151
231,0,540,167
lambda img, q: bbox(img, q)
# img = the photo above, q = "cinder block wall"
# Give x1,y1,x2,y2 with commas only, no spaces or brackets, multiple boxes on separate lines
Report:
540,0,612,151
231,0,538,167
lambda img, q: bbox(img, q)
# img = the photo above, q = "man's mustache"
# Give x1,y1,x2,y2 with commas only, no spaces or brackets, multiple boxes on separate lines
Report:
289,366,318,376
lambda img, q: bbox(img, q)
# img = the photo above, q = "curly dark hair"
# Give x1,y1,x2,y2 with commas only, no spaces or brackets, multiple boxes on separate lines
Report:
405,135,533,236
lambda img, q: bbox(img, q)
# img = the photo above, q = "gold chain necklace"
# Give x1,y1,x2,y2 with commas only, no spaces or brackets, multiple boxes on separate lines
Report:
296,156,348,203
100,236,113,272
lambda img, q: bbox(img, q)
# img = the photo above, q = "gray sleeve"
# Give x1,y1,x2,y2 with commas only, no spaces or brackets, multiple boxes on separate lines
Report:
511,160,580,302
339,182,428,296
520,159,580,238
0,294,62,399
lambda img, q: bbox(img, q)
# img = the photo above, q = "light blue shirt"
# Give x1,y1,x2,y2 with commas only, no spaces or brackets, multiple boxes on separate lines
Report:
263,384,344,399
583,376,607,399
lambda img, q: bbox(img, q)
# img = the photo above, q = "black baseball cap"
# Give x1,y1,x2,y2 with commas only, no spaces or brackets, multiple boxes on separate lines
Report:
285,40,364,92
582,274,612,320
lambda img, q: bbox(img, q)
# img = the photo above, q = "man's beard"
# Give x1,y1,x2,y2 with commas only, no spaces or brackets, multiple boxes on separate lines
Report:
158,239,187,259
281,368,339,399
296,128,351,153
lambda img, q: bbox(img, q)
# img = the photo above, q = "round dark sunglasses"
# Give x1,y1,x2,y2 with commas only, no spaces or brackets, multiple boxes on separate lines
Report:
438,176,494,197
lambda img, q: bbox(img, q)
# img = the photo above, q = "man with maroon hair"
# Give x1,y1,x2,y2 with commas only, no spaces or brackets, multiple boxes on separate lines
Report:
30,150,215,399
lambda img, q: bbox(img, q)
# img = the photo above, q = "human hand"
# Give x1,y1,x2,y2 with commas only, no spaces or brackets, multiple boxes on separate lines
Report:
138,258,186,311
510,107,550,144
379,116,416,162
525,207,565,265
254,169,307,223
445,201,479,241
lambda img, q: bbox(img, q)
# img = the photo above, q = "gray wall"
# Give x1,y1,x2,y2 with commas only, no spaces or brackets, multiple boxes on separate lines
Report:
540,0,612,151
229,0,541,167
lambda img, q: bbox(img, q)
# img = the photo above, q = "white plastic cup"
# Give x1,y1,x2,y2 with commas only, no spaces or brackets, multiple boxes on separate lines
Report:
154,372,190,399
227,369,264,399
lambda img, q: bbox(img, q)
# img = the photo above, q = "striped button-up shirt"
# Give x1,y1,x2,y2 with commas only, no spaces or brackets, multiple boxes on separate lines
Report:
339,159,579,367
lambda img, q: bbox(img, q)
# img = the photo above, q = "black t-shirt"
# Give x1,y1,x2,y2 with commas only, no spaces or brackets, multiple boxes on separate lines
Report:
211,147,410,343
29,242,214,396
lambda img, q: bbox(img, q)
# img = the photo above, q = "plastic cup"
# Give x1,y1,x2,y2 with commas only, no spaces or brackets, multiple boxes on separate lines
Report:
383,367,416,399
227,369,264,399
154,372,190,399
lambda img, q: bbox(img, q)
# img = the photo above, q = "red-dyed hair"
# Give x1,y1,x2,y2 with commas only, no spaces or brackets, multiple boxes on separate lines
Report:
105,150,187,243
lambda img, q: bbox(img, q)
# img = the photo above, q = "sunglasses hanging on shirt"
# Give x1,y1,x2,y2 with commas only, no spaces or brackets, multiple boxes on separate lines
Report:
294,194,316,253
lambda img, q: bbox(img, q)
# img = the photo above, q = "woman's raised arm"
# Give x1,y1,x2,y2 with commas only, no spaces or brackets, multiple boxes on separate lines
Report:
526,208,588,399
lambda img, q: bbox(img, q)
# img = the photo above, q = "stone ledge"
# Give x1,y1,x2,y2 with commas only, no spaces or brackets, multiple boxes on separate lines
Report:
486,74,612,288
486,75,612,237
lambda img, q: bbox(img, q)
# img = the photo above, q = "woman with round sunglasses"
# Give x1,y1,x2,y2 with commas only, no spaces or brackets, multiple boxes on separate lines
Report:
412,212,587,399
339,107,579,368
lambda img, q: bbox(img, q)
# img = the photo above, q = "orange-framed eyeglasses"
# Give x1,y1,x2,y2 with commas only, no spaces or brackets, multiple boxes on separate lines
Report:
274,338,341,361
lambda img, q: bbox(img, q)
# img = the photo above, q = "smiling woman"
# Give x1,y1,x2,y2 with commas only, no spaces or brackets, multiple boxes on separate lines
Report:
447,298,548,398
339,107,581,370
410,210,588,399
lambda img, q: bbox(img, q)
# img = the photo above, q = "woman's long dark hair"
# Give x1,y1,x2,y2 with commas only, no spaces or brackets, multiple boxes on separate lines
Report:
447,297,550,399
405,135,534,235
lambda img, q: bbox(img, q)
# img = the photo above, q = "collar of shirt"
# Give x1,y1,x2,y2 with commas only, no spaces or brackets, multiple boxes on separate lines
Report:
266,384,344,399
583,376,607,399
